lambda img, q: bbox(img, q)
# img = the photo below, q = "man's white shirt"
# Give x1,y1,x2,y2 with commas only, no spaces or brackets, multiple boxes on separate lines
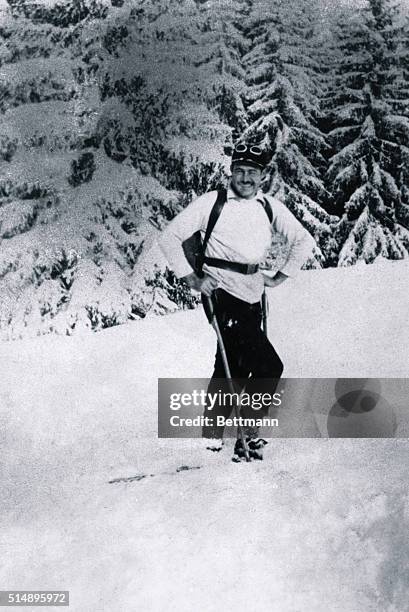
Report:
159,188,316,303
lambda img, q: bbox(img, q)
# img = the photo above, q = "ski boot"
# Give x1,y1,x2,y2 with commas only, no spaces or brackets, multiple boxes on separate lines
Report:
232,437,268,462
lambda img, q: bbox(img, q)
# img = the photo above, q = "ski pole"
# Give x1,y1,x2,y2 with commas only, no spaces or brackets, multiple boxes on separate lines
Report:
202,294,251,462
261,289,268,337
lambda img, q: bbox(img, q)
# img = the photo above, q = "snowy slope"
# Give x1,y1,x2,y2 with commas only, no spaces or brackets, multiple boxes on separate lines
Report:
0,261,408,611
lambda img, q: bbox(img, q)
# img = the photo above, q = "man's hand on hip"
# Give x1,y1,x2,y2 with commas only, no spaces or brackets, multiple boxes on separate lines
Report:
262,271,289,288
184,272,219,296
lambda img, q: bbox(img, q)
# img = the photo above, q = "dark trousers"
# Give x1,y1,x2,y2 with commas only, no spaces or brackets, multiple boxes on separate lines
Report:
202,288,284,439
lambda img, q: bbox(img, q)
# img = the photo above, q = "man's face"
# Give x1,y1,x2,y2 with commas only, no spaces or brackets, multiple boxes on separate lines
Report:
230,163,265,199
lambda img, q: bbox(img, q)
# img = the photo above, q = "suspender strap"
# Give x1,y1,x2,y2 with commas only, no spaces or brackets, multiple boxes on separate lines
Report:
258,197,273,223
195,188,227,277
202,188,227,254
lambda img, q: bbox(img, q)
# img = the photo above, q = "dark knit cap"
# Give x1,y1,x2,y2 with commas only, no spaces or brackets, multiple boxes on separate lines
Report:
231,144,270,170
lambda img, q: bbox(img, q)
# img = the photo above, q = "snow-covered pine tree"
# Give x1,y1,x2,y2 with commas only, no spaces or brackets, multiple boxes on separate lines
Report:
240,0,338,267
162,0,253,195
0,0,182,338
191,0,249,132
393,11,409,235
325,0,409,266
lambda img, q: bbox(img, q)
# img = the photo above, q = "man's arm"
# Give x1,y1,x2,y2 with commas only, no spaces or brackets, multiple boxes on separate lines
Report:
158,192,219,296
262,270,289,288
266,197,316,281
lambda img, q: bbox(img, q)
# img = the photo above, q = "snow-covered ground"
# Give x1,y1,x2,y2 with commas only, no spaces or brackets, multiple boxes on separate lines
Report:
1,260,408,611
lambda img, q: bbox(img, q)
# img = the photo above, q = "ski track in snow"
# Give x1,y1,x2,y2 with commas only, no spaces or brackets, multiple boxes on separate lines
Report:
0,260,408,611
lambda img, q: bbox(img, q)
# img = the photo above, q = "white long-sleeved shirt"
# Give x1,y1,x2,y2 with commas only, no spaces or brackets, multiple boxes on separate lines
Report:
159,188,316,303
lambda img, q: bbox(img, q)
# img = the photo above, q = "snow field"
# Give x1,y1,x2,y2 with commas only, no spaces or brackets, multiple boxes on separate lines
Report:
0,261,408,610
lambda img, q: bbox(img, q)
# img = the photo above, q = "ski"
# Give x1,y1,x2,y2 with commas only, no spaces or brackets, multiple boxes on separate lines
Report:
108,438,269,484
108,465,202,484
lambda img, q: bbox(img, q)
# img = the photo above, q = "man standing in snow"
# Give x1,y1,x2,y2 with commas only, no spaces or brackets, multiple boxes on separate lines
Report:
159,143,315,460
